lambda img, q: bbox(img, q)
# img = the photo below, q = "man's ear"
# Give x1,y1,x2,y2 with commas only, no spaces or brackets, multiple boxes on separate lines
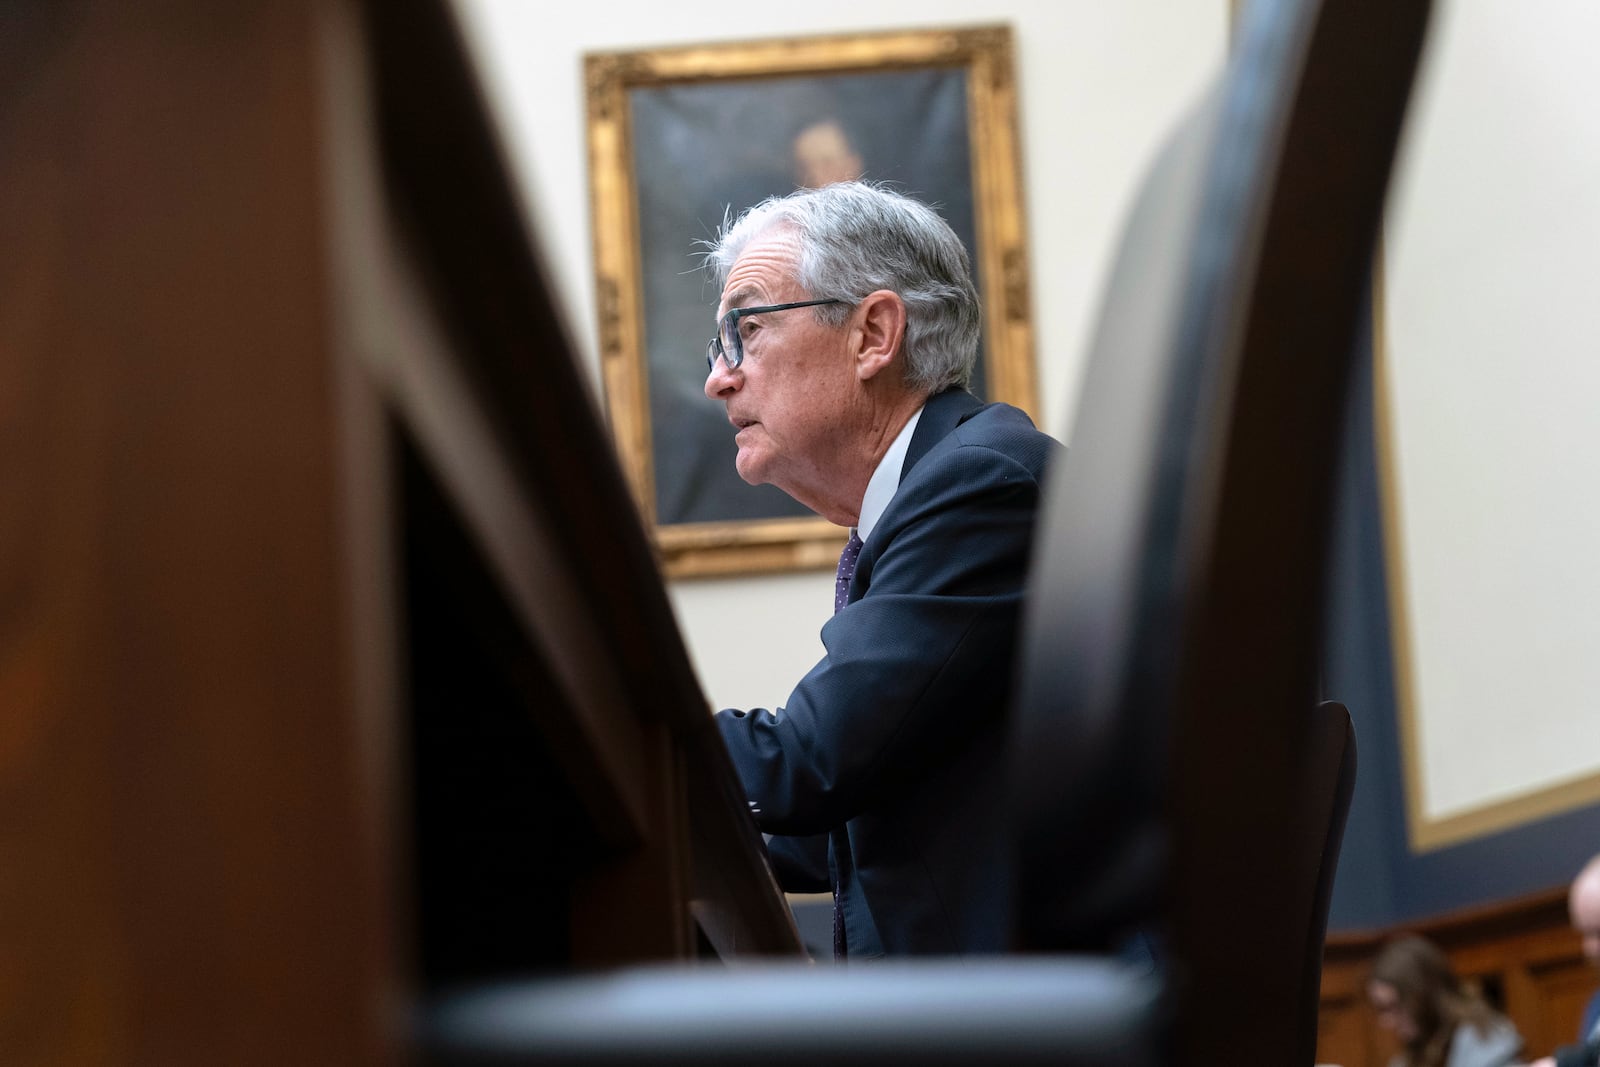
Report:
853,290,907,381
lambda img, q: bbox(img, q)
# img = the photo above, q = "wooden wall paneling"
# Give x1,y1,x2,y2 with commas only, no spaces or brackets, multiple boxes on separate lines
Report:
1426,889,1584,1059
1448,919,1592,1059
1526,952,1599,1055
1317,954,1384,1067
2,1,394,1060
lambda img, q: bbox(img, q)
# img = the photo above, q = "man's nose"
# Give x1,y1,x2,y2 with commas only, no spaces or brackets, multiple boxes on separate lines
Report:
704,357,741,399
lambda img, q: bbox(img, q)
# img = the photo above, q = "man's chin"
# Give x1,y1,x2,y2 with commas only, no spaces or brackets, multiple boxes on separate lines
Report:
732,447,771,489
733,451,765,487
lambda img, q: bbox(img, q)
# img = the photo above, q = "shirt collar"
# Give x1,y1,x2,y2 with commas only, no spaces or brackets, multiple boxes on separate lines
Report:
856,405,924,543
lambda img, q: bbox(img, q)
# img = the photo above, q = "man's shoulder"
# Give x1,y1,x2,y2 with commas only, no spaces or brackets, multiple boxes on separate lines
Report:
955,399,1056,440
887,400,1060,519
908,389,1057,458
884,390,1062,525
937,400,1061,472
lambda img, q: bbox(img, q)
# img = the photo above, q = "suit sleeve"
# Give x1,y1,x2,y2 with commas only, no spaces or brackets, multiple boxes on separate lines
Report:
715,437,1050,836
763,833,831,893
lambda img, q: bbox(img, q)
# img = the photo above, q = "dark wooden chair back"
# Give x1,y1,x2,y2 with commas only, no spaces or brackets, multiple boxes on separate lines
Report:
1008,0,1427,1063
1295,701,1360,1065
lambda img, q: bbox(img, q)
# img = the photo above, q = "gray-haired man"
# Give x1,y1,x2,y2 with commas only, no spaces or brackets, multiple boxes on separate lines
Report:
703,182,1062,957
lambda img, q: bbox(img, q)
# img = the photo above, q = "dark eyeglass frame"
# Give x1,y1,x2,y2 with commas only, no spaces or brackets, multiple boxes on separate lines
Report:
705,298,844,373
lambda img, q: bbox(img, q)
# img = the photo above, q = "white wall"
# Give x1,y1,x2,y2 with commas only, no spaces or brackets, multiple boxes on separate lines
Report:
450,0,1228,709
1382,0,1600,842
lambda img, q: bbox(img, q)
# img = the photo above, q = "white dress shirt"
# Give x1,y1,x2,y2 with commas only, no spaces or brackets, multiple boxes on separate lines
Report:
856,406,924,543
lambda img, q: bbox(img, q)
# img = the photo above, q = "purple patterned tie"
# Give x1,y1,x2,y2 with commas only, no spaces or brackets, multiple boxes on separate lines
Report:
831,530,863,959
834,530,863,614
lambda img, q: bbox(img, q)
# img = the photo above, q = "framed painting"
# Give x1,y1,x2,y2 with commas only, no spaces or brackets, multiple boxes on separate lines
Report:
585,25,1036,578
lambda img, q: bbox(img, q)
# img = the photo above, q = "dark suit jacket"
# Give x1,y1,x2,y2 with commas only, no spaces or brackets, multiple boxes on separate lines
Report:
715,387,1061,956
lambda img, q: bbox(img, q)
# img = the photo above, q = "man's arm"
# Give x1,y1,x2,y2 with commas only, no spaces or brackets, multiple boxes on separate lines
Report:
763,833,830,893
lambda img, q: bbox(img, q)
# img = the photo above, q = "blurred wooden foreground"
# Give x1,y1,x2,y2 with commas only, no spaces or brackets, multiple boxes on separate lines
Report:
0,2,799,1062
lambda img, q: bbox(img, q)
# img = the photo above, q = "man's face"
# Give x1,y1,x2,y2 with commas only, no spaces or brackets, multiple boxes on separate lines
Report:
1573,872,1600,968
704,228,857,506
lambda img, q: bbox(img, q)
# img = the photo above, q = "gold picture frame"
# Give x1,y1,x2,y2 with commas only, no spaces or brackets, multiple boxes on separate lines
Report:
585,25,1036,578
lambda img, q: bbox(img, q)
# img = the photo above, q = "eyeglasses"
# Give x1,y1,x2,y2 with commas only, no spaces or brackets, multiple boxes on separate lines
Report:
705,298,844,373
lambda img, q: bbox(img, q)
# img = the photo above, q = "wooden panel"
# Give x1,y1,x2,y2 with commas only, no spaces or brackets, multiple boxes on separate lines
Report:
1317,887,1593,1066
1528,956,1600,1054
0,2,392,1061
4,0,799,1060
1320,951,1402,1067
1318,990,1382,1067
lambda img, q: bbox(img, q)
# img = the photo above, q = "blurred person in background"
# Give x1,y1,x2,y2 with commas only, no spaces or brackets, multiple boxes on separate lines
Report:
1367,934,1525,1067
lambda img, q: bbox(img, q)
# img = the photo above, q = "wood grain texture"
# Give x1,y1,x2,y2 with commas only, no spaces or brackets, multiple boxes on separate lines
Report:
4,1,800,1061
0,3,390,1061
